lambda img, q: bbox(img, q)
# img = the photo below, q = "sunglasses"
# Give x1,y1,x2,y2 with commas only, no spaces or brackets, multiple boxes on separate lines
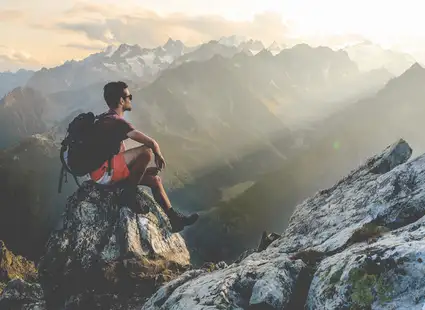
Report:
123,94,133,100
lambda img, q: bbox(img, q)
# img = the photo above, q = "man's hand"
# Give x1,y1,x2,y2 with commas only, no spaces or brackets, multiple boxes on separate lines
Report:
146,167,161,176
154,152,166,171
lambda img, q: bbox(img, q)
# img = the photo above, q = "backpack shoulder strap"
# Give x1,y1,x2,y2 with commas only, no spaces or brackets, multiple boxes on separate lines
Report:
58,145,81,193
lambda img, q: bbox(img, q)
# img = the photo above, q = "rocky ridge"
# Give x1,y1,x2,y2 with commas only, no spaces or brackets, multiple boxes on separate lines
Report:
144,139,425,309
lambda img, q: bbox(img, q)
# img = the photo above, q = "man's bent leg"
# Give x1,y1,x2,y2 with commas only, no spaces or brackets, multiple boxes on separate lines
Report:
140,171,199,232
123,146,153,185
139,169,171,211
119,146,153,213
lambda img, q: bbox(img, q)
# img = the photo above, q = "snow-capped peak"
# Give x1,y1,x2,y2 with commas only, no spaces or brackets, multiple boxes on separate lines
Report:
163,38,185,56
219,35,247,47
111,43,142,58
267,41,284,55
103,45,118,58
268,41,282,51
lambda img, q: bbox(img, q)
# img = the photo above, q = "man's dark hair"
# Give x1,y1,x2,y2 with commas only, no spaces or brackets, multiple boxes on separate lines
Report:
103,81,128,108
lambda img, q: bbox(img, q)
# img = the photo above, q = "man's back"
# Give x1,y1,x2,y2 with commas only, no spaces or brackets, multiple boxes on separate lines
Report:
97,109,135,153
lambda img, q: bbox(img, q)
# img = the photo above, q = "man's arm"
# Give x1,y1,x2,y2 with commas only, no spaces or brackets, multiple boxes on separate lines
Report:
127,129,166,170
127,129,161,155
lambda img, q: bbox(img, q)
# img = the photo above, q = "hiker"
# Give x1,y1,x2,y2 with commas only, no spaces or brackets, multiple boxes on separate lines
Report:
62,81,198,232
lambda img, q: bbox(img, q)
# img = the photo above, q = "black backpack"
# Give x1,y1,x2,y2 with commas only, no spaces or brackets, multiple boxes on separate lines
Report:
58,112,121,193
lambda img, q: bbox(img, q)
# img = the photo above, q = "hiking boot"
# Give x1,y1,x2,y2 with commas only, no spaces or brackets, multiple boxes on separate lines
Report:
120,188,149,214
166,208,199,233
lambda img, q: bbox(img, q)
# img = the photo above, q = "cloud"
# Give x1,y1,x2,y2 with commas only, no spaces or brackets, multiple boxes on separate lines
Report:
63,3,113,18
0,47,41,71
57,21,116,44
0,9,26,22
53,6,287,47
62,42,107,51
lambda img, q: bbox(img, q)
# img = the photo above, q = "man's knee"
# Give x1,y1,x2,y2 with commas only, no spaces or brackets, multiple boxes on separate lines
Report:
141,175,162,188
136,146,153,163
124,146,153,167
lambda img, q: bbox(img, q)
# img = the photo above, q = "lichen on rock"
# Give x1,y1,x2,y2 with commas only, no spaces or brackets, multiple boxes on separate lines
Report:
0,240,38,288
308,214,425,309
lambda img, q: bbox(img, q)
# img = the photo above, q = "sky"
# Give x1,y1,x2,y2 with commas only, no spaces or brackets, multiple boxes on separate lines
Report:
1,0,425,71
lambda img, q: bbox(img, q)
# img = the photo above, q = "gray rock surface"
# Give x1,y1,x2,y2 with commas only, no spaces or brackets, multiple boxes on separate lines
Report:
273,138,420,254
308,215,425,309
38,181,191,309
142,248,306,310
0,278,46,310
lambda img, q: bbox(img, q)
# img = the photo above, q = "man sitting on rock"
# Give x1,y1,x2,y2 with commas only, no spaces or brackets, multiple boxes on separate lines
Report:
90,81,199,232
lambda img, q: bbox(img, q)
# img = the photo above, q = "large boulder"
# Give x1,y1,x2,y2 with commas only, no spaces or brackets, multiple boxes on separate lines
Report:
142,249,307,310
38,181,191,309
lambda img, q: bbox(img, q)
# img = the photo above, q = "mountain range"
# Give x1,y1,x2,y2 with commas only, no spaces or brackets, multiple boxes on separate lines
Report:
0,87,51,148
17,37,275,97
183,62,425,262
344,40,416,75
0,36,422,264
1,36,414,100
0,43,391,181
0,69,34,100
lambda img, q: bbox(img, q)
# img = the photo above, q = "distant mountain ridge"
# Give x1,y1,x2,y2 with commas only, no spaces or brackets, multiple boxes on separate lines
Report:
1,36,414,99
25,39,193,95
343,40,416,75
0,69,34,99
21,37,276,96
0,87,52,148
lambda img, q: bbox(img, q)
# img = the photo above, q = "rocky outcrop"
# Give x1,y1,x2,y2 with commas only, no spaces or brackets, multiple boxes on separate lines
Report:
308,216,425,309
0,279,46,310
143,139,425,309
0,241,43,309
142,250,306,310
0,241,38,291
275,138,415,254
38,182,191,309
